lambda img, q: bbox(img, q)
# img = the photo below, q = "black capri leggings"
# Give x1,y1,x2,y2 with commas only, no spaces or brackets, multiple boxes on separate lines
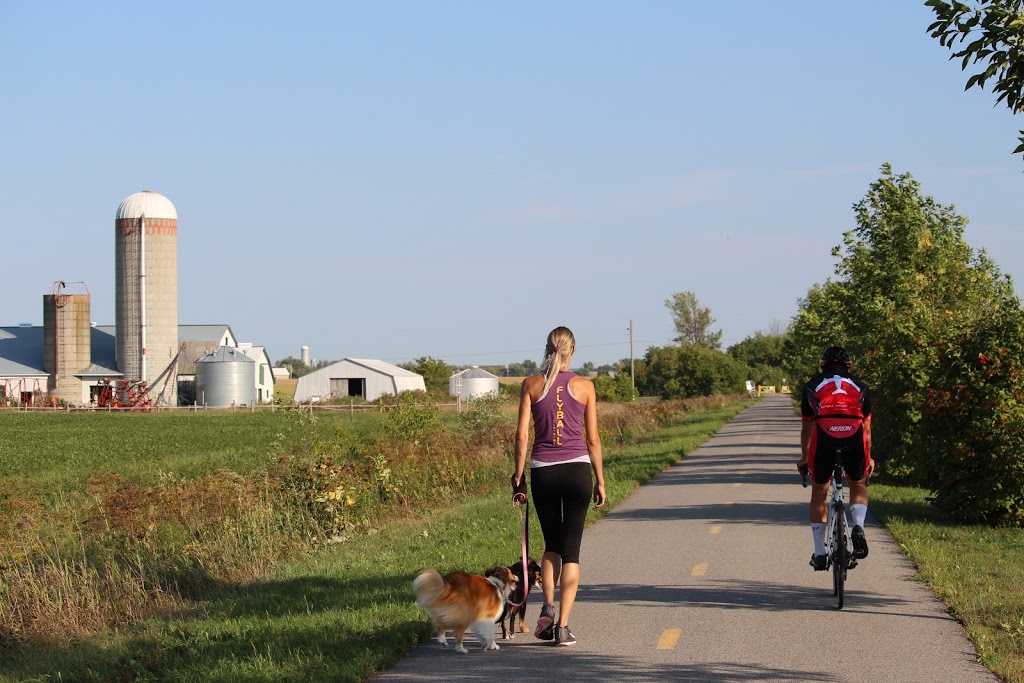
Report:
530,462,593,564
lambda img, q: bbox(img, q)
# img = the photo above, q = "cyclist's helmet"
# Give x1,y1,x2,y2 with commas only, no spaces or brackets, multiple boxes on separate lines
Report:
820,346,852,368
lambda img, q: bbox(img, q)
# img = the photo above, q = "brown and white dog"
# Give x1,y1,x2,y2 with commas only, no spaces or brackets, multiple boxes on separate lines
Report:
499,557,542,639
413,566,517,654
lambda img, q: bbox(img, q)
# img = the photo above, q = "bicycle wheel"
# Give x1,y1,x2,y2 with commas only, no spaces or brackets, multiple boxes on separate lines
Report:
834,518,846,609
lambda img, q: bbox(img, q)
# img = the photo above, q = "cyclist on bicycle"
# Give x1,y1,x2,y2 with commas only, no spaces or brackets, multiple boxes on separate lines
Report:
797,346,874,570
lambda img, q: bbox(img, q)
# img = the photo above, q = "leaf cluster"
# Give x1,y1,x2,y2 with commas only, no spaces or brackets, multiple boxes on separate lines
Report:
926,0,1024,157
918,308,1024,525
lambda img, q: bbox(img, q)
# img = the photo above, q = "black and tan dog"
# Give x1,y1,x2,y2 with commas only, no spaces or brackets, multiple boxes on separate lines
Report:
499,557,542,639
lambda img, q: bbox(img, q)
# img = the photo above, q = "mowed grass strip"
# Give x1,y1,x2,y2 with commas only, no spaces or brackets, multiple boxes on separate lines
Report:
0,401,751,683
871,484,1024,683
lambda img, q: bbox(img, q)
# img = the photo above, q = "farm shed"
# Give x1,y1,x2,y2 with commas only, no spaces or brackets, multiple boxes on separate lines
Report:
0,326,52,404
0,325,121,405
293,358,425,403
175,324,239,381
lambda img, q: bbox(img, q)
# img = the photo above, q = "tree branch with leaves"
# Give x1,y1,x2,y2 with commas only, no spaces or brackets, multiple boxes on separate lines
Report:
926,0,1024,158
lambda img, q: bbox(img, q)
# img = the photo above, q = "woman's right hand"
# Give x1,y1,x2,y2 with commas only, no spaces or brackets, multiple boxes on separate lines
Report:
593,481,606,508
511,473,527,503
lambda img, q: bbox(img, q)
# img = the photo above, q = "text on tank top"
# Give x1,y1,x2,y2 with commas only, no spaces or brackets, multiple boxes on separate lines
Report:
531,371,589,463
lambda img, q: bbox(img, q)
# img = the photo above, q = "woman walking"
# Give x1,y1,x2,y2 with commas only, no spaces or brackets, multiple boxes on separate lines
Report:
511,326,606,647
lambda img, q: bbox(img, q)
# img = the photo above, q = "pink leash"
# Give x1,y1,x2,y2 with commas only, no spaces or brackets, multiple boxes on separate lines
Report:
506,495,530,608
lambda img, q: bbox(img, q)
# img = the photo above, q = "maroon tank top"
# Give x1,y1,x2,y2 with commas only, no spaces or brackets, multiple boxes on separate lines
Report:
531,371,589,464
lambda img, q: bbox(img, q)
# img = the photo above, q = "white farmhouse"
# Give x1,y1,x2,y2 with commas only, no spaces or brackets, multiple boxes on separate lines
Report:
237,344,275,403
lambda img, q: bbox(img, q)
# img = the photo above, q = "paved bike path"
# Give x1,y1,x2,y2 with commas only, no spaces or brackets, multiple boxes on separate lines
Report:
374,395,996,682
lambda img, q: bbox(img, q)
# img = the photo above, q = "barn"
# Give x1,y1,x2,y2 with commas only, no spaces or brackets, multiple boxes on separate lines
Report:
293,358,425,403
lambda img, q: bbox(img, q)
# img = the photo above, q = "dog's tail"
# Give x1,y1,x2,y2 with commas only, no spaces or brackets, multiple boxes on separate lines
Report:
412,569,447,609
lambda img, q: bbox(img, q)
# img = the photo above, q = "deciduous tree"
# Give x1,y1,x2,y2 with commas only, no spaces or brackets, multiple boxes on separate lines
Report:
785,164,1021,493
665,291,723,349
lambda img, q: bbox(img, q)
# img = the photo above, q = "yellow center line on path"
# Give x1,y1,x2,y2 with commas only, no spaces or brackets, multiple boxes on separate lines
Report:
709,525,723,534
657,628,682,650
691,563,708,576
733,483,743,488
723,501,734,505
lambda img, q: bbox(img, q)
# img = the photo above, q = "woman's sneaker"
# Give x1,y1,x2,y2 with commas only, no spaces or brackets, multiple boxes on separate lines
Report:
534,604,555,640
554,625,576,647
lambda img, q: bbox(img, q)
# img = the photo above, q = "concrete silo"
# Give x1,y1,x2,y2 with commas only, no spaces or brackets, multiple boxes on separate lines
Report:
115,190,179,404
42,281,92,404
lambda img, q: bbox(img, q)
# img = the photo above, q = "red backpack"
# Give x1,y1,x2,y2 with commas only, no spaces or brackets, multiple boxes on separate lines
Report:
808,375,865,437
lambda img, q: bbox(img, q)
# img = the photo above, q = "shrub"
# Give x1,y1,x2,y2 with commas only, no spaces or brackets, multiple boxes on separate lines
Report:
593,372,637,402
918,308,1024,526
645,345,748,399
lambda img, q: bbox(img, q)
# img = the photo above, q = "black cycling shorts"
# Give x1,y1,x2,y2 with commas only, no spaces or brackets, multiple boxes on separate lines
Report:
809,422,869,485
530,462,592,565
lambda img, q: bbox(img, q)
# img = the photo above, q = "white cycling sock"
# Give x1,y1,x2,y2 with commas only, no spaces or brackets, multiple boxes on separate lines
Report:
850,504,867,529
811,523,826,556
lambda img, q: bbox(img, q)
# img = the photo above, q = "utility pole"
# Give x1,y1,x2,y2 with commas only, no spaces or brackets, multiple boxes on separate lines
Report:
629,320,635,400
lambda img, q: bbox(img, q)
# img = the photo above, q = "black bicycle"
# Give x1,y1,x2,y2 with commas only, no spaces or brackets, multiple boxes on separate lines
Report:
804,449,857,609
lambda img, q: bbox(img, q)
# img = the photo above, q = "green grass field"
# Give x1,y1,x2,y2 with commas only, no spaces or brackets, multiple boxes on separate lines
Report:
0,410,383,491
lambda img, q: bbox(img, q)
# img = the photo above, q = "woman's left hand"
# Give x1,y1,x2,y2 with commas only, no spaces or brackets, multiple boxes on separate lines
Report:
593,482,606,509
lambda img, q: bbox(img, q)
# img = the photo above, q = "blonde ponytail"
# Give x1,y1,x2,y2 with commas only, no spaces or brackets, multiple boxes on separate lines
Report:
539,326,576,401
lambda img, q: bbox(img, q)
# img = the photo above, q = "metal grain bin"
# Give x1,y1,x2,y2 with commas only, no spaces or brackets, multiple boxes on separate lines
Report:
195,346,255,407
449,366,499,400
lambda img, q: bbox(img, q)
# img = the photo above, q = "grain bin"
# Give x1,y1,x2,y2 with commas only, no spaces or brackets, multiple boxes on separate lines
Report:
115,190,178,404
194,346,255,407
449,366,499,400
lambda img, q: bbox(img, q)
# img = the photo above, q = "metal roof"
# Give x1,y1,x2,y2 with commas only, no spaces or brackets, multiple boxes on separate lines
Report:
346,358,423,378
197,346,254,364
178,324,233,342
0,327,48,377
0,326,121,377
0,325,238,379
116,190,177,220
237,345,271,365
452,367,498,380
94,324,230,344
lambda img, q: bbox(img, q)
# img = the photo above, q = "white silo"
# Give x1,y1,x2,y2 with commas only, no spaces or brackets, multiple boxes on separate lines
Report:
115,190,179,404
301,346,310,366
449,366,500,400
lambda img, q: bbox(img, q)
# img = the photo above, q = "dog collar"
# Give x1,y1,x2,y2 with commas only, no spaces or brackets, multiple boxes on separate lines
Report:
486,575,506,601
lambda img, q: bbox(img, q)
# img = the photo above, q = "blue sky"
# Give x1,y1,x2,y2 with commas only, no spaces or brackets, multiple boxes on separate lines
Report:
2,1,1021,368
